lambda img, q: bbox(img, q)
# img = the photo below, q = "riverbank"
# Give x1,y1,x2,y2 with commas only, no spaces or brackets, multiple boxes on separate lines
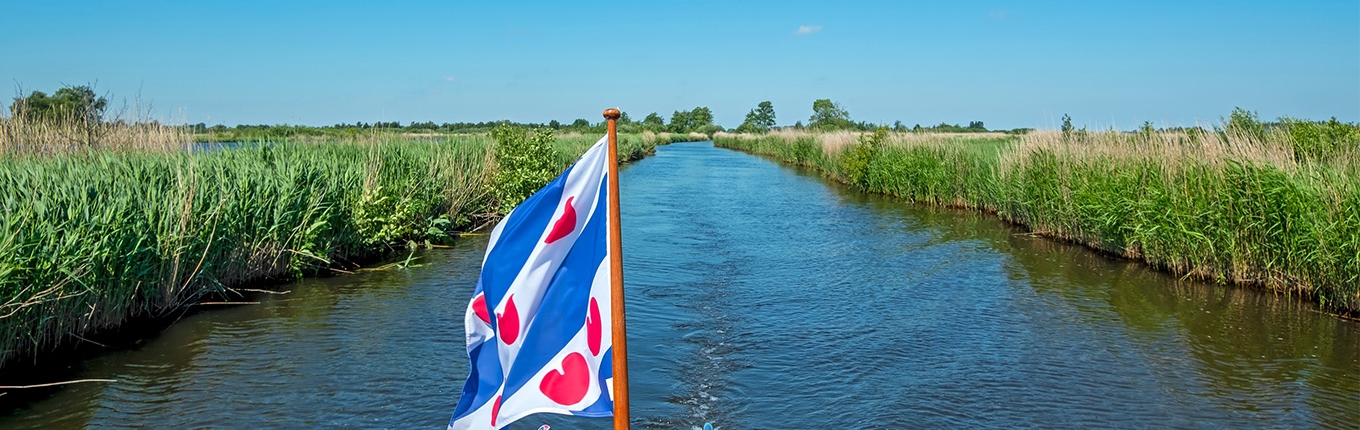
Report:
4,141,1356,428
714,126,1360,316
0,128,702,370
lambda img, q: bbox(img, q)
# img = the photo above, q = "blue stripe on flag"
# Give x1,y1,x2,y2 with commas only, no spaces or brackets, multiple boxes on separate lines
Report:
451,164,574,421
500,176,610,397
480,164,573,330
453,341,503,418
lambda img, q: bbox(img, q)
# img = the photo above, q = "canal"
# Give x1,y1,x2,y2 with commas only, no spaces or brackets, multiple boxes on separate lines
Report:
3,141,1357,429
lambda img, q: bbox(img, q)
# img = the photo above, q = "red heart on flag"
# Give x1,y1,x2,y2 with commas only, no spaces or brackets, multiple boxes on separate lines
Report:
472,293,490,324
587,297,602,356
497,295,520,344
539,352,590,405
490,395,502,426
544,197,577,244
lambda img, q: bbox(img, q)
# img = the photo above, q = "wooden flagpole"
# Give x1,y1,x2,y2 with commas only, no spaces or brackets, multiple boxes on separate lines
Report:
602,108,630,430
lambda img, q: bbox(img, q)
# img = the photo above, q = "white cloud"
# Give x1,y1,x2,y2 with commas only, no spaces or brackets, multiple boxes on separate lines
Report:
442,76,457,82
794,25,822,35
988,11,1007,19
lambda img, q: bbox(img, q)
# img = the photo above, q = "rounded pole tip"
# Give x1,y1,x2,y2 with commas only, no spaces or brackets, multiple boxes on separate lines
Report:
603,108,621,120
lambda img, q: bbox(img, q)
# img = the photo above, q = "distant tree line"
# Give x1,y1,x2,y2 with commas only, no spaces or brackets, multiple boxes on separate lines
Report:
182,106,733,142
5,86,1031,142
770,98,1034,134
38,85,1343,145
1055,108,1359,161
724,98,1032,135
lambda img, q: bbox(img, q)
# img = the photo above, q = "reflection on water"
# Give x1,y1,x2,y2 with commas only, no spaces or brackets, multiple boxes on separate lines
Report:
2,141,1357,429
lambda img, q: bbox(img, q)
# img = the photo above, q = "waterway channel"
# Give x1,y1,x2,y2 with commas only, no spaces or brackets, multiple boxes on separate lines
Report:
2,141,1357,429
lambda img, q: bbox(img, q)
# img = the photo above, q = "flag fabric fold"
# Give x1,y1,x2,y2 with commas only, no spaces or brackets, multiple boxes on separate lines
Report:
450,135,615,430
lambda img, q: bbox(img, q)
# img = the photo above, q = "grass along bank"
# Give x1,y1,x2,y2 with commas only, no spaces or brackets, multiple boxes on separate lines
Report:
714,124,1360,316
0,124,702,369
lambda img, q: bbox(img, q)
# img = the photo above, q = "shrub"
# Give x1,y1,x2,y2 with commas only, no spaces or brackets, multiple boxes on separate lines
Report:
839,127,888,187
1280,117,1360,162
491,125,559,214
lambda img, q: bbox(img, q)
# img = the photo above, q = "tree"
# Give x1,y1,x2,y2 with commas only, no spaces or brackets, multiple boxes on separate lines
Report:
736,101,776,133
689,107,713,129
619,111,632,125
668,110,692,133
642,112,664,130
667,107,716,133
570,118,590,128
548,119,562,129
809,99,851,130
11,85,108,124
753,101,775,128
1060,114,1074,138
736,111,763,133
967,121,985,131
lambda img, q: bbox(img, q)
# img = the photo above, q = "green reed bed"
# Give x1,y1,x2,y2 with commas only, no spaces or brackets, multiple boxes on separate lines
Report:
0,128,669,368
714,127,1360,315
0,136,490,366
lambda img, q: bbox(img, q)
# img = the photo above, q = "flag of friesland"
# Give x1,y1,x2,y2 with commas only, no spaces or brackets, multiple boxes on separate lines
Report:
450,135,614,430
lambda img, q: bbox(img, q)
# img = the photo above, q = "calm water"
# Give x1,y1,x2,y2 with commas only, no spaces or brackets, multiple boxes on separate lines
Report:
3,141,1357,429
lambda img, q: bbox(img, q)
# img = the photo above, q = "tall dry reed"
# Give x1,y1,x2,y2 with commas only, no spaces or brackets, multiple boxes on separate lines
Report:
0,114,193,154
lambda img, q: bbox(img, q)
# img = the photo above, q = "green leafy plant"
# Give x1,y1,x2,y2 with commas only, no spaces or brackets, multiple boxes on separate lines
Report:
839,128,889,187
1280,116,1360,162
491,124,559,214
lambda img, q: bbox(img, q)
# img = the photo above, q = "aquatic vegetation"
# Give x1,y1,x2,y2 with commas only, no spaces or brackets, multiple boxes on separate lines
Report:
0,128,704,369
715,120,1360,315
0,136,488,366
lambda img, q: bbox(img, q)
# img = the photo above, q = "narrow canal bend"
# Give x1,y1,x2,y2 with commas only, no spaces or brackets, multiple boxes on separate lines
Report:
3,141,1358,429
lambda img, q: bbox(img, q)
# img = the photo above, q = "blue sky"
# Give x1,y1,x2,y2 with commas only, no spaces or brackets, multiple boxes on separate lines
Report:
2,0,1356,129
